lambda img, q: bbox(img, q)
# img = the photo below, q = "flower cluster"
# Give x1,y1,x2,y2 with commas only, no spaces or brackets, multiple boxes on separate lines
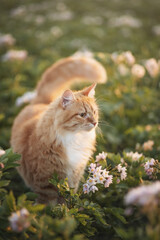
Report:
95,151,107,162
117,164,127,180
144,158,155,176
9,208,30,232
142,140,154,151
111,50,160,79
125,181,160,206
0,34,15,46
2,50,28,61
83,162,113,194
126,151,143,161
111,51,135,66
108,15,142,28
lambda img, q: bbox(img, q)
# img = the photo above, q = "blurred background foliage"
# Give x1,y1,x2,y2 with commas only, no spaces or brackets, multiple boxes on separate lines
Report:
0,0,160,239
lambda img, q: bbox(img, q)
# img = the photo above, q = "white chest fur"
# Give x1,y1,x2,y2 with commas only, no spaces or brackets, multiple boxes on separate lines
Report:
60,130,95,175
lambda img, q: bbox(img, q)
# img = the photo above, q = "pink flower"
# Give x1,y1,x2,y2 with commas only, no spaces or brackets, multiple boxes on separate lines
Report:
117,178,120,184
95,152,107,162
142,140,154,151
83,183,90,194
144,158,155,176
104,175,113,188
0,34,15,46
145,58,159,78
126,152,143,161
0,149,5,157
123,51,135,66
0,163,4,169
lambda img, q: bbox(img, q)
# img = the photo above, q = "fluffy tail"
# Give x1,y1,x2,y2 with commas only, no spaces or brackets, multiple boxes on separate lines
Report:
32,56,107,104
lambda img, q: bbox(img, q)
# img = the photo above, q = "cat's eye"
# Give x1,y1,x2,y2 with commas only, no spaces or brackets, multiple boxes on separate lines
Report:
79,112,86,117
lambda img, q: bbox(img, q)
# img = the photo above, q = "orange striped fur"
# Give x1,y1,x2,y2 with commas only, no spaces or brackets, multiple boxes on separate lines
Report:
11,56,106,204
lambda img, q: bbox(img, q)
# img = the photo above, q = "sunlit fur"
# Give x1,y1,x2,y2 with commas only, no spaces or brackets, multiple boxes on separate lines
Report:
11,56,106,204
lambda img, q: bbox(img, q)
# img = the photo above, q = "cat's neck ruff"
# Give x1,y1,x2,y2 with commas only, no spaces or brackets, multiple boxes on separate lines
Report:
59,129,96,171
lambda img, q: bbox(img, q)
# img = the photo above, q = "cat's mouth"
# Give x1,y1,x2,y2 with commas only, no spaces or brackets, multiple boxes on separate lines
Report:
84,122,97,131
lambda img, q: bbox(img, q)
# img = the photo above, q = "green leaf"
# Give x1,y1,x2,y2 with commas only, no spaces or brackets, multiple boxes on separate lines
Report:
0,180,10,188
114,227,129,239
3,191,16,215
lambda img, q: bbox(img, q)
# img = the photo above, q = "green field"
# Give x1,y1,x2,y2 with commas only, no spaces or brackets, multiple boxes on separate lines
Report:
0,0,160,239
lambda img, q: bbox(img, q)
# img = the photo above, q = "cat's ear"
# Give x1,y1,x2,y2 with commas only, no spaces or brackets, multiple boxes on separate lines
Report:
81,83,97,98
61,90,75,109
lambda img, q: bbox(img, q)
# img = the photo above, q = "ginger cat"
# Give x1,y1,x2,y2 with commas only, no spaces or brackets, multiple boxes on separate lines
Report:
11,56,106,204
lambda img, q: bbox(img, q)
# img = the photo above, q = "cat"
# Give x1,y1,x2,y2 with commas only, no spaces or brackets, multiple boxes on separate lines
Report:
11,56,106,204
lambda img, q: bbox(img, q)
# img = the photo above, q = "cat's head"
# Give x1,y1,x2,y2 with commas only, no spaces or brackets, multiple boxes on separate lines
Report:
57,84,98,132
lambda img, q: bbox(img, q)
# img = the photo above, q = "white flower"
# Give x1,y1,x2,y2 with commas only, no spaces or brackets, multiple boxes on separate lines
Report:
149,158,155,166
111,52,125,64
83,183,90,194
0,34,16,46
94,166,103,174
93,171,101,180
104,175,113,188
117,164,127,180
108,15,142,28
90,185,98,193
123,51,135,66
131,64,145,78
0,149,5,157
87,177,96,186
97,175,105,184
117,64,129,76
72,48,94,59
88,163,96,173
117,164,122,172
82,16,103,26
50,26,63,38
145,58,159,78
145,168,154,176
11,6,26,17
125,181,160,206
121,167,127,180
2,50,28,61
142,140,154,151
126,152,143,161
102,169,109,178
9,208,30,232
120,158,124,164
95,152,107,162
152,25,160,36
15,91,37,106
